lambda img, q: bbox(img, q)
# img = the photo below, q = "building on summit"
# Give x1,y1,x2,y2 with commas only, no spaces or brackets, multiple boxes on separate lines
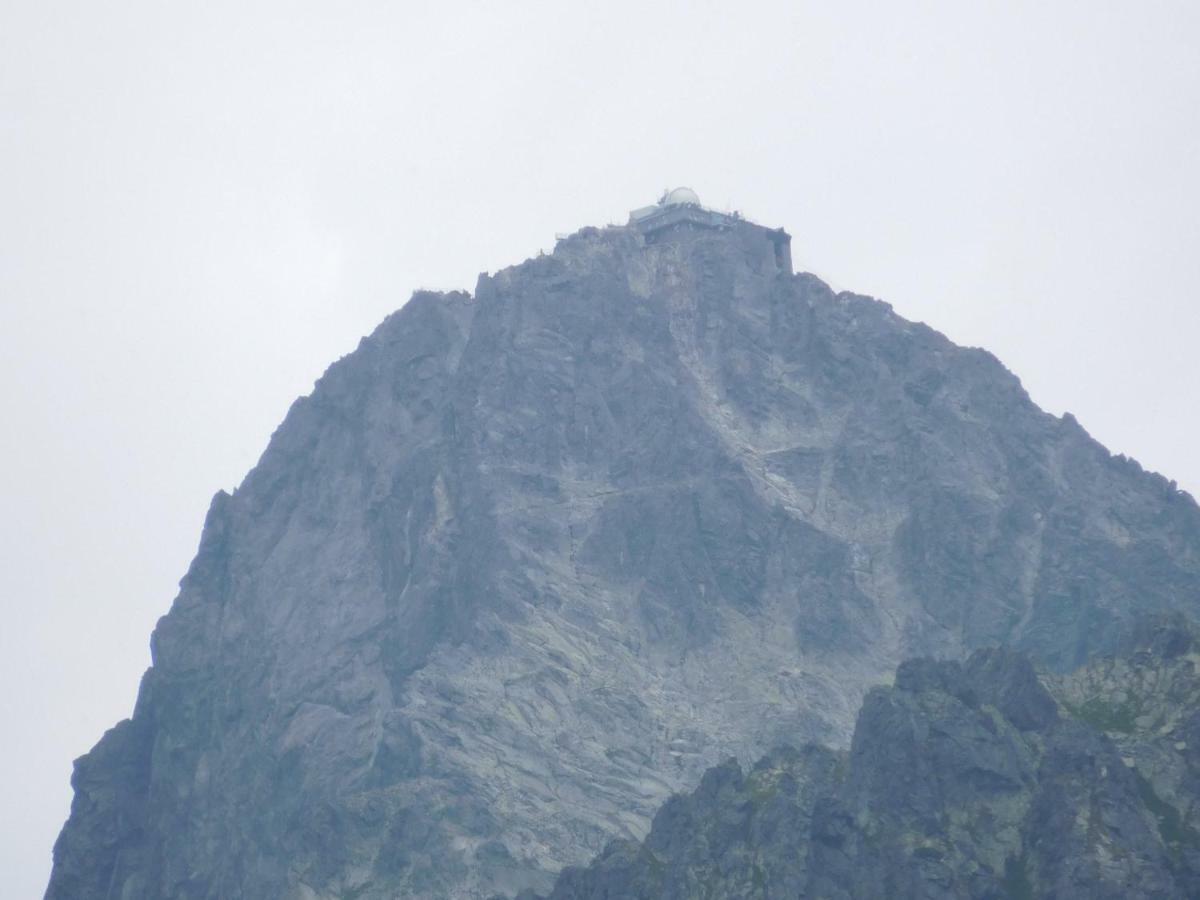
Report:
628,187,792,274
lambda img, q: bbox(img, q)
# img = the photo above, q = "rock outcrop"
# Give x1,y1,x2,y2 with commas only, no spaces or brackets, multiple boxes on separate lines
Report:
48,217,1200,898
545,633,1200,899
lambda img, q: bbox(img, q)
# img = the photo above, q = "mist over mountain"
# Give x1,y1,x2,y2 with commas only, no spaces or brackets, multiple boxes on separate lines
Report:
47,198,1200,899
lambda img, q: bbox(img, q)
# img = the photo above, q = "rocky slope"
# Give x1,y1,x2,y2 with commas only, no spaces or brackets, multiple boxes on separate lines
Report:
48,216,1200,898
543,621,1200,899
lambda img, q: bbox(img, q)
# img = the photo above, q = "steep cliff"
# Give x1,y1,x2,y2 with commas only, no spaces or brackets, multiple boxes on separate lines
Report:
545,628,1200,899
48,217,1200,898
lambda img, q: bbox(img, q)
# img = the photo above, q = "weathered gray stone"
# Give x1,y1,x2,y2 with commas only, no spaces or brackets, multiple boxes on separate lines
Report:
547,638,1200,899
47,220,1200,898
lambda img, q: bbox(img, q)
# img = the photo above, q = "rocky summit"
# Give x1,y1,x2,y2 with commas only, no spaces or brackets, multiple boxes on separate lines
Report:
542,617,1200,899
47,204,1200,899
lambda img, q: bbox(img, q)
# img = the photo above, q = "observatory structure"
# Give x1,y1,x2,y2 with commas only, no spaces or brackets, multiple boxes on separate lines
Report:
628,187,792,274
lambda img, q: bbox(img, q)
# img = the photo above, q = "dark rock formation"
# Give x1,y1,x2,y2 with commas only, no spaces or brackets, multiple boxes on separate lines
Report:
1047,613,1200,886
546,638,1200,899
48,217,1200,898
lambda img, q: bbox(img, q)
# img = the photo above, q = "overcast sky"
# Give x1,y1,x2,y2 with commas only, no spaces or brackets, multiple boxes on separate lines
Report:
3,1,1199,894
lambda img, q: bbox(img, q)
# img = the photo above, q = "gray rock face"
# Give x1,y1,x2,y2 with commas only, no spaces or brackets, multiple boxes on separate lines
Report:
1047,613,1200,883
47,219,1200,898
546,641,1200,899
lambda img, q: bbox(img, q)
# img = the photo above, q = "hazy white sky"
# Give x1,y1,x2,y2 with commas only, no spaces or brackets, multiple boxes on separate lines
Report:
2,1,1198,894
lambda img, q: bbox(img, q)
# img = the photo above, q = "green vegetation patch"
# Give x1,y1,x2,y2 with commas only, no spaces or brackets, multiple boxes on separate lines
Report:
1062,697,1140,733
747,768,785,807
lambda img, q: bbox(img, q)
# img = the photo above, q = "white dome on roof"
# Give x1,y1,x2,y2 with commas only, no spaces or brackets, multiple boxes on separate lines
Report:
661,186,701,207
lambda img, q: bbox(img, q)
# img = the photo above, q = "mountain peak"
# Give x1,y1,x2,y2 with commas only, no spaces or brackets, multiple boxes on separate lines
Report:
48,212,1200,898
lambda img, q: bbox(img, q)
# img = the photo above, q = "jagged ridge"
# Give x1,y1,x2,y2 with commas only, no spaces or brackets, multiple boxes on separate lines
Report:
543,618,1200,899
